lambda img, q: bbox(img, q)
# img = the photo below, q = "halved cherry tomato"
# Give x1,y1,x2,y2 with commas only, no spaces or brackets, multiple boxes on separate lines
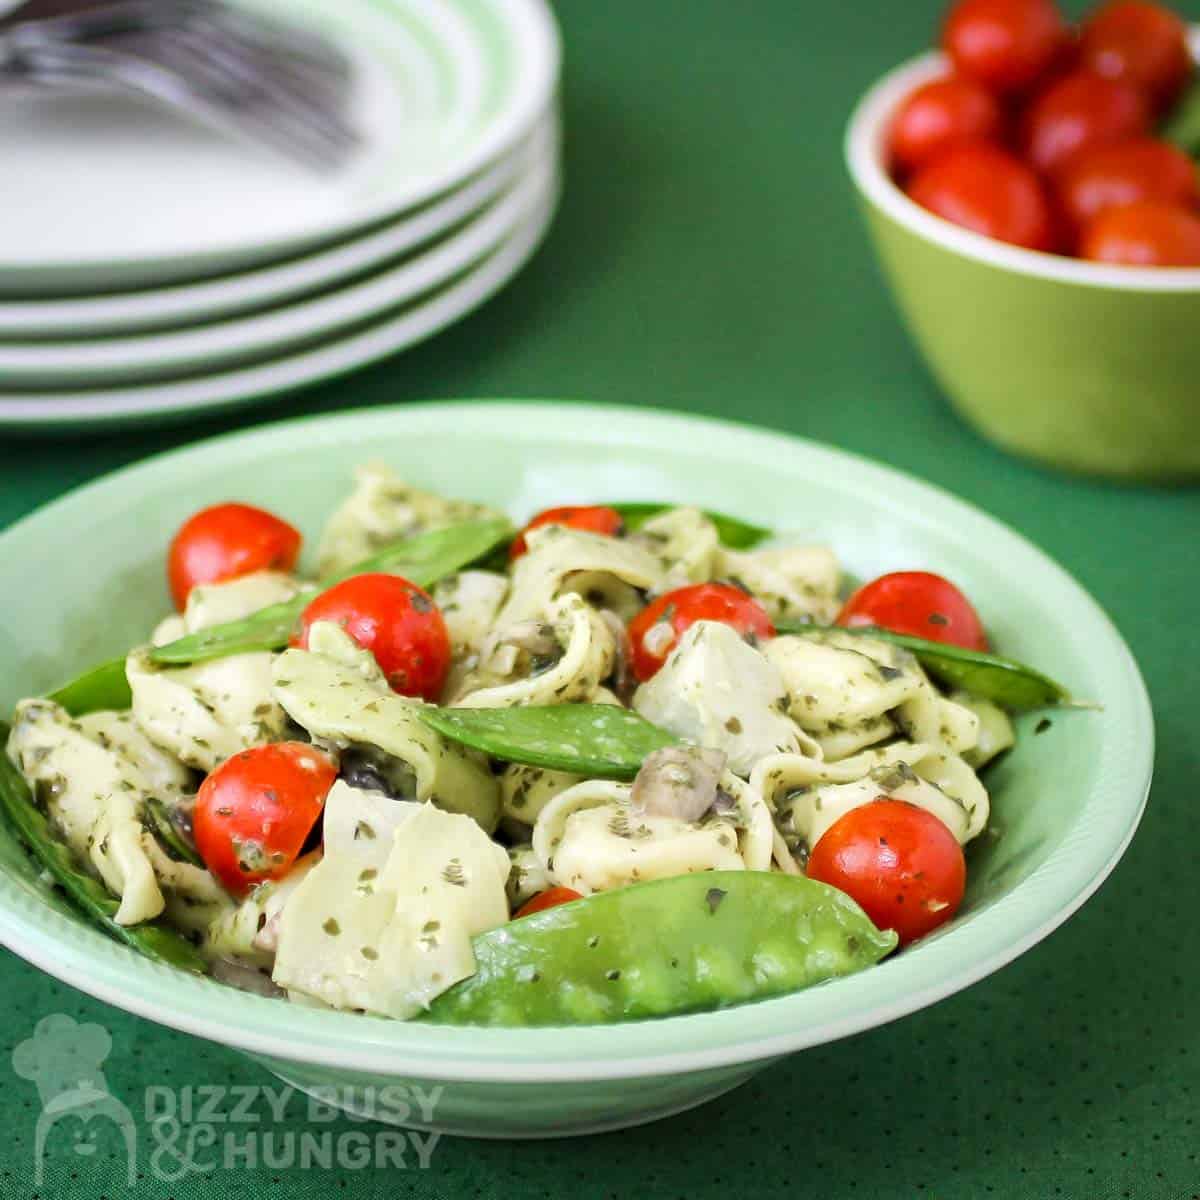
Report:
514,887,584,919
294,573,451,701
807,798,966,946
167,502,302,611
1020,69,1150,174
1079,200,1200,266
1080,1,1193,110
1054,137,1199,240
510,505,624,559
194,742,335,897
836,570,989,651
906,143,1057,252
628,582,776,682
889,76,1006,175
942,0,1068,95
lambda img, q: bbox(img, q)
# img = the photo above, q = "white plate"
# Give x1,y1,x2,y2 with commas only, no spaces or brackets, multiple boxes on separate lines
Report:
0,174,559,430
0,114,558,340
0,144,558,386
0,0,559,294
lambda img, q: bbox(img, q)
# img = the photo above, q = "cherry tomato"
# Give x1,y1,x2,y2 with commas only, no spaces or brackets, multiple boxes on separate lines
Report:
942,0,1068,95
514,887,584,919
510,505,624,559
1079,200,1200,266
194,742,335,897
1054,137,1199,239
1080,1,1193,109
294,573,451,701
628,582,776,682
906,142,1056,251
889,76,1006,175
1020,69,1150,175
807,798,967,946
167,502,302,611
836,570,989,651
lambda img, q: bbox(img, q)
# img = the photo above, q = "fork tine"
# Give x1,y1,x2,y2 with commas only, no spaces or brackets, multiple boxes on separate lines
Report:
23,38,352,170
143,27,359,157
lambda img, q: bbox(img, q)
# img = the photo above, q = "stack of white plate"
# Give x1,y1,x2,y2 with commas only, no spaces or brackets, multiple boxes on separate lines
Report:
0,0,560,431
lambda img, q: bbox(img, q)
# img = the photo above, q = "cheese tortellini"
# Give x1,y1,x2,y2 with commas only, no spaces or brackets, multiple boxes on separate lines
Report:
6,467,1016,1022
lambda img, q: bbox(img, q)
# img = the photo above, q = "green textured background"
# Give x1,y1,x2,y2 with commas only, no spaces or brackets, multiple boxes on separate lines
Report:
2,1,1198,1196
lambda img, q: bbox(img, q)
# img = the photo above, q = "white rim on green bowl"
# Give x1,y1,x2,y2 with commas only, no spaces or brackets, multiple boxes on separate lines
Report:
845,33,1200,292
0,403,1154,1081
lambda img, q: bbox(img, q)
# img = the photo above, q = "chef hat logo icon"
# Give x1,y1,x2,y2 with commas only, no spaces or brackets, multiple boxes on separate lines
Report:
13,1014,137,1187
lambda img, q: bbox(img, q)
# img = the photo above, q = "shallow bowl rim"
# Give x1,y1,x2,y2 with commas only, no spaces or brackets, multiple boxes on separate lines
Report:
0,400,1155,1083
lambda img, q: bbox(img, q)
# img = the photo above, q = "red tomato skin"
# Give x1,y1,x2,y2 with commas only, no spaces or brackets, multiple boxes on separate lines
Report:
194,743,335,897
1020,70,1150,174
906,143,1056,252
514,887,585,919
1080,0,1193,109
167,502,302,611
628,583,777,682
1054,138,1199,240
942,0,1068,94
294,573,451,701
836,570,989,651
807,799,967,946
889,76,1006,175
510,505,624,559
1079,200,1200,266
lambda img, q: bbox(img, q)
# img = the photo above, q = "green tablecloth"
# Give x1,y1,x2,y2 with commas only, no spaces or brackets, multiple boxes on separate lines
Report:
2,1,1197,1195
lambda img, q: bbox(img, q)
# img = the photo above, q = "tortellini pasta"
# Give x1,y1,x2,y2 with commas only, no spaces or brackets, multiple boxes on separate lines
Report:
763,630,981,761
496,525,664,625
317,463,502,577
5,474,1019,1023
130,570,300,772
271,624,501,833
451,593,617,709
531,768,773,894
7,702,189,925
633,620,821,775
716,544,841,623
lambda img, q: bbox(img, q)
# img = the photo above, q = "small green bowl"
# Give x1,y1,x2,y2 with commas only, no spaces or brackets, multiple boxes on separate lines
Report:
846,48,1200,482
0,402,1153,1136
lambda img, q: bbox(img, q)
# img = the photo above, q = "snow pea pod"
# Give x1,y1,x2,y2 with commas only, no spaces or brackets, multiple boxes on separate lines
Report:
144,797,203,868
151,516,513,666
0,724,206,974
416,704,678,779
47,657,132,716
775,621,1075,711
611,503,770,549
422,870,897,1025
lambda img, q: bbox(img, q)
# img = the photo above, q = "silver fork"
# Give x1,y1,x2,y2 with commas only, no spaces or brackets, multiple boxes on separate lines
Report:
0,0,360,170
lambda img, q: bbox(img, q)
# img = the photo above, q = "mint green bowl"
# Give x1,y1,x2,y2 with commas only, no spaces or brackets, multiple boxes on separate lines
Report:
0,402,1152,1137
846,48,1200,482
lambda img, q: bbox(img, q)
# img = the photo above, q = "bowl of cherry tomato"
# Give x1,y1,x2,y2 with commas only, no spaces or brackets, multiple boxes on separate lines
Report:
846,0,1200,481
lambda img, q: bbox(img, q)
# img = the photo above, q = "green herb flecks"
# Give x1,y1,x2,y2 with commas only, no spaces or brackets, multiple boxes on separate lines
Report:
0,724,205,973
416,704,679,779
423,871,896,1026
611,503,770,549
151,517,513,666
775,621,1080,711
